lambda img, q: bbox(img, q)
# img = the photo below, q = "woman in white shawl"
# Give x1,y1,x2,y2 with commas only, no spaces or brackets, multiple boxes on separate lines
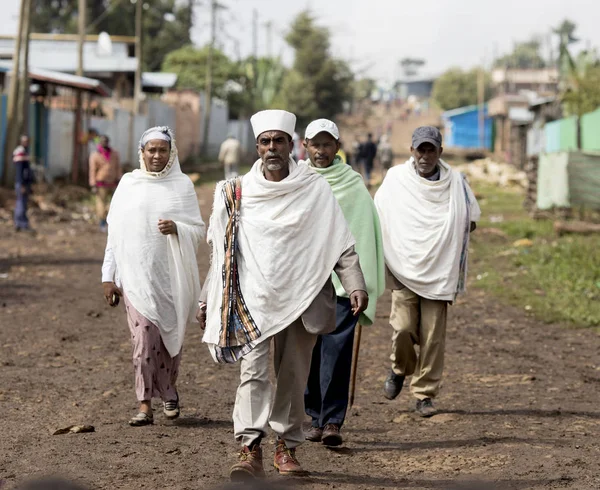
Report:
101,126,205,426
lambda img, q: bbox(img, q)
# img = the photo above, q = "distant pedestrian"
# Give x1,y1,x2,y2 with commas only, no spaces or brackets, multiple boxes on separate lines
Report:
218,134,242,180
351,137,362,172
378,134,394,178
13,135,35,232
374,126,480,417
361,133,377,185
89,135,121,232
101,126,205,426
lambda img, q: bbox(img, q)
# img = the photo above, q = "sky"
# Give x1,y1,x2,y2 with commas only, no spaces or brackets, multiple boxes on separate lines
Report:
1,0,599,85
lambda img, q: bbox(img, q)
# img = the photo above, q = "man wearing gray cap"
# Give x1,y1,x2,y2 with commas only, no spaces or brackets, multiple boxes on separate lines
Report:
374,126,481,417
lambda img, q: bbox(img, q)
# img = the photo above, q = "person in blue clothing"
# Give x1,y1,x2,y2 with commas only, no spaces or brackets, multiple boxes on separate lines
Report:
13,135,35,232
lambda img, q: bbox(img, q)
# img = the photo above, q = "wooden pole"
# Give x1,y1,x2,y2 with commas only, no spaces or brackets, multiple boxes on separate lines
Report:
16,0,31,141
477,66,485,150
72,0,86,184
201,0,217,157
3,0,26,186
133,0,142,114
349,323,363,408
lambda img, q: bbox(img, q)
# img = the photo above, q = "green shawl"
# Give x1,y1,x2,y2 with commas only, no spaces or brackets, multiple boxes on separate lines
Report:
305,156,385,326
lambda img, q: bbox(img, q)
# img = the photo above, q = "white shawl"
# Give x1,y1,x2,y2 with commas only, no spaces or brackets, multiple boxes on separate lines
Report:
374,158,480,301
202,158,355,360
107,149,205,357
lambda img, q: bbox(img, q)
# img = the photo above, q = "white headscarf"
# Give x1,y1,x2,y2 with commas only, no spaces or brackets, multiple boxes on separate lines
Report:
107,127,206,357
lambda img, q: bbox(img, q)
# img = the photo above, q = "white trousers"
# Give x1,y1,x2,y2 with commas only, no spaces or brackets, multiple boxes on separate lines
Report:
233,318,317,449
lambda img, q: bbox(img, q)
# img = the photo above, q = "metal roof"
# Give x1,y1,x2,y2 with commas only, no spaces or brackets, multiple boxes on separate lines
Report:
0,39,137,73
0,61,111,96
442,104,486,118
142,72,178,89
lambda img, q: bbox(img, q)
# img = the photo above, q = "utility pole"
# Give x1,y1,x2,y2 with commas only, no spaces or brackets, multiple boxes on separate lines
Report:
3,0,26,186
263,20,272,58
477,66,485,150
16,0,31,141
133,0,143,114
202,0,218,157
72,0,86,184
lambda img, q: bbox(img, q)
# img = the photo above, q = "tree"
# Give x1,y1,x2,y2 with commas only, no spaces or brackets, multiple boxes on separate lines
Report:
227,56,287,118
494,38,546,69
31,0,193,71
162,45,235,97
432,68,492,111
276,11,354,127
562,64,600,117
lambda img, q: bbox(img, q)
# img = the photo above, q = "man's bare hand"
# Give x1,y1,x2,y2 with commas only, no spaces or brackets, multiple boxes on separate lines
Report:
103,281,122,307
196,304,207,330
158,219,178,235
350,290,368,316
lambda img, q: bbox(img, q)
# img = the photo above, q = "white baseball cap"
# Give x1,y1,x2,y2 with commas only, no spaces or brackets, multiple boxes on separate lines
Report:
305,118,340,140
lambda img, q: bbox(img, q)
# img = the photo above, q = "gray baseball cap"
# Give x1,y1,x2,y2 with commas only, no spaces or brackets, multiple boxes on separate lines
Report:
412,126,442,149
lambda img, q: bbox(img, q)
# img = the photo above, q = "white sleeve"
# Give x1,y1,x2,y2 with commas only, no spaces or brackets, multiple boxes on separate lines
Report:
464,182,481,222
101,241,117,283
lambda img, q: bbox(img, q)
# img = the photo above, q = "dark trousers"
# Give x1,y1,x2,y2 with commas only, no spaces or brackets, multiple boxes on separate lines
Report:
14,184,30,230
305,297,359,428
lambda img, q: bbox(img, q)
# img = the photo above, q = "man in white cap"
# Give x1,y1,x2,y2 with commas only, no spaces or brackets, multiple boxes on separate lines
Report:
199,110,368,480
375,126,480,417
300,119,385,447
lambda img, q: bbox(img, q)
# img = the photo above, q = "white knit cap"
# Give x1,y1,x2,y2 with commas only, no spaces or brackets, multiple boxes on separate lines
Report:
251,110,296,139
305,118,340,140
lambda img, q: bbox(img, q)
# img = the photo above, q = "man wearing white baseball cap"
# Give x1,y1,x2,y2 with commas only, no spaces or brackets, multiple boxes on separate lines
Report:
300,119,385,446
200,110,368,480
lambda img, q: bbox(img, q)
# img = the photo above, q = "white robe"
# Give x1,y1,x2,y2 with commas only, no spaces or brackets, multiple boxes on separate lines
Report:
202,158,355,361
375,158,480,301
106,156,205,357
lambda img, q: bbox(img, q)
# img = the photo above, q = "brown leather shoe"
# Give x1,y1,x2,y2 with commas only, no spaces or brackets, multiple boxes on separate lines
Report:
321,423,342,447
305,426,323,442
229,445,265,481
274,439,308,476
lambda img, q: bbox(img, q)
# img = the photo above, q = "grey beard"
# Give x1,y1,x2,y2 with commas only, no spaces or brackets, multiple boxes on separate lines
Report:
266,162,283,171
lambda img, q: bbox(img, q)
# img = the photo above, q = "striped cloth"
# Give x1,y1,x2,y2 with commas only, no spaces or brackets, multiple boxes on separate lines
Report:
215,178,261,363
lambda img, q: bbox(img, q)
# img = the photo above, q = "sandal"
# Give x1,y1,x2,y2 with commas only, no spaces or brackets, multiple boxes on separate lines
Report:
163,395,180,420
128,411,153,426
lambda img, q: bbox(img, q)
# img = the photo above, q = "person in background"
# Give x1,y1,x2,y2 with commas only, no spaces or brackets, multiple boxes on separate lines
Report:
351,136,362,172
375,126,480,417
336,140,347,164
13,135,35,232
218,134,242,180
300,119,384,447
378,133,394,178
89,135,121,232
362,133,377,186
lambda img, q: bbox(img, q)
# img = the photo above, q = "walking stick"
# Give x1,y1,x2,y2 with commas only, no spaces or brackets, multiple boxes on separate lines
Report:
349,323,363,409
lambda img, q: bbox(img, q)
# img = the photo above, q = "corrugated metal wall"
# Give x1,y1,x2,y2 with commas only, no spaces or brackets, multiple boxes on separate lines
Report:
537,152,570,209
559,116,578,151
568,152,600,209
443,108,493,150
581,109,600,152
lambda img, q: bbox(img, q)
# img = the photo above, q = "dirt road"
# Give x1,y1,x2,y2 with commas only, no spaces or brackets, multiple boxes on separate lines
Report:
1,183,599,490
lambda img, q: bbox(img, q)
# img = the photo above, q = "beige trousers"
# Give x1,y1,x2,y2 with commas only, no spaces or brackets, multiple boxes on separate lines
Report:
95,187,113,222
233,318,317,449
389,287,448,400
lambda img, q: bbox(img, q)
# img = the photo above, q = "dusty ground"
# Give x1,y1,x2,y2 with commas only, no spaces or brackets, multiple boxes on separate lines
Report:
0,182,599,490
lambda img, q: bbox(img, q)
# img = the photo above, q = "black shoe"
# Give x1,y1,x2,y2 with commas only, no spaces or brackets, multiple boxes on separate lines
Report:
321,424,342,447
415,398,437,417
383,370,405,400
